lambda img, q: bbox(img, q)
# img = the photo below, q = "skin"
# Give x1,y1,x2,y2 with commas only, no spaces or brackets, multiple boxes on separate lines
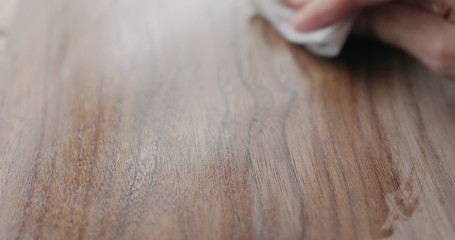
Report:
286,0,455,80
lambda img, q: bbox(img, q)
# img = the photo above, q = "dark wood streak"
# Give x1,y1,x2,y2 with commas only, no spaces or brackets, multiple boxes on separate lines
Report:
1,0,455,239
14,2,54,236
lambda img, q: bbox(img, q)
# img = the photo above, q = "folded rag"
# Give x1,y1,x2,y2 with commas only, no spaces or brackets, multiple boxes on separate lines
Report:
253,0,355,57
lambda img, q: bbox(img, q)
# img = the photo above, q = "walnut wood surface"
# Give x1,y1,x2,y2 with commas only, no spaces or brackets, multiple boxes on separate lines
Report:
1,0,455,239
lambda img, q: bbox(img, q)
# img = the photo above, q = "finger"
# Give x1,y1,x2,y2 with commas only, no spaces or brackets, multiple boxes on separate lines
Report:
282,0,307,9
359,3,455,80
400,0,455,23
291,0,392,32
430,0,455,21
400,0,435,12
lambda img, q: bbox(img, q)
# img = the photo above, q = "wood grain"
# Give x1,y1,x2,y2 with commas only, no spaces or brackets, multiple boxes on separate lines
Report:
1,0,455,239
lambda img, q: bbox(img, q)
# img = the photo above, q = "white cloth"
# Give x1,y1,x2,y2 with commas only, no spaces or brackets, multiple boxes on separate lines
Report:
254,0,355,57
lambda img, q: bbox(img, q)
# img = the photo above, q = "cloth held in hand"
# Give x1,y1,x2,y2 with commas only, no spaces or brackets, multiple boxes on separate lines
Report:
253,0,355,57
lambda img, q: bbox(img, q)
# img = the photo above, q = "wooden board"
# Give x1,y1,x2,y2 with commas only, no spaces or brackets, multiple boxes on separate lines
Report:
1,0,455,239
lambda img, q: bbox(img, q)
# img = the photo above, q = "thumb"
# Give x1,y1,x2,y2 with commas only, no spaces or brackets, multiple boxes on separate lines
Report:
291,0,392,32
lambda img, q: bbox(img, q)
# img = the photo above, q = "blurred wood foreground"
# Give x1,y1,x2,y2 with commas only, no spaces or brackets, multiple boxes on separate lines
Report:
1,0,455,239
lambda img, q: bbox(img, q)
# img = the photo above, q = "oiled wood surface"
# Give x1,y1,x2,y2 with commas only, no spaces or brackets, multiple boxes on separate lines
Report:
1,0,455,239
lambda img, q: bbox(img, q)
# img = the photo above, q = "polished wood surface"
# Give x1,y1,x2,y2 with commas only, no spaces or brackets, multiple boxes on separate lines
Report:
1,0,455,239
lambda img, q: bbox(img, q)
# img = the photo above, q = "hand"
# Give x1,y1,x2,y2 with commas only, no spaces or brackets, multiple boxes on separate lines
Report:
287,0,455,80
